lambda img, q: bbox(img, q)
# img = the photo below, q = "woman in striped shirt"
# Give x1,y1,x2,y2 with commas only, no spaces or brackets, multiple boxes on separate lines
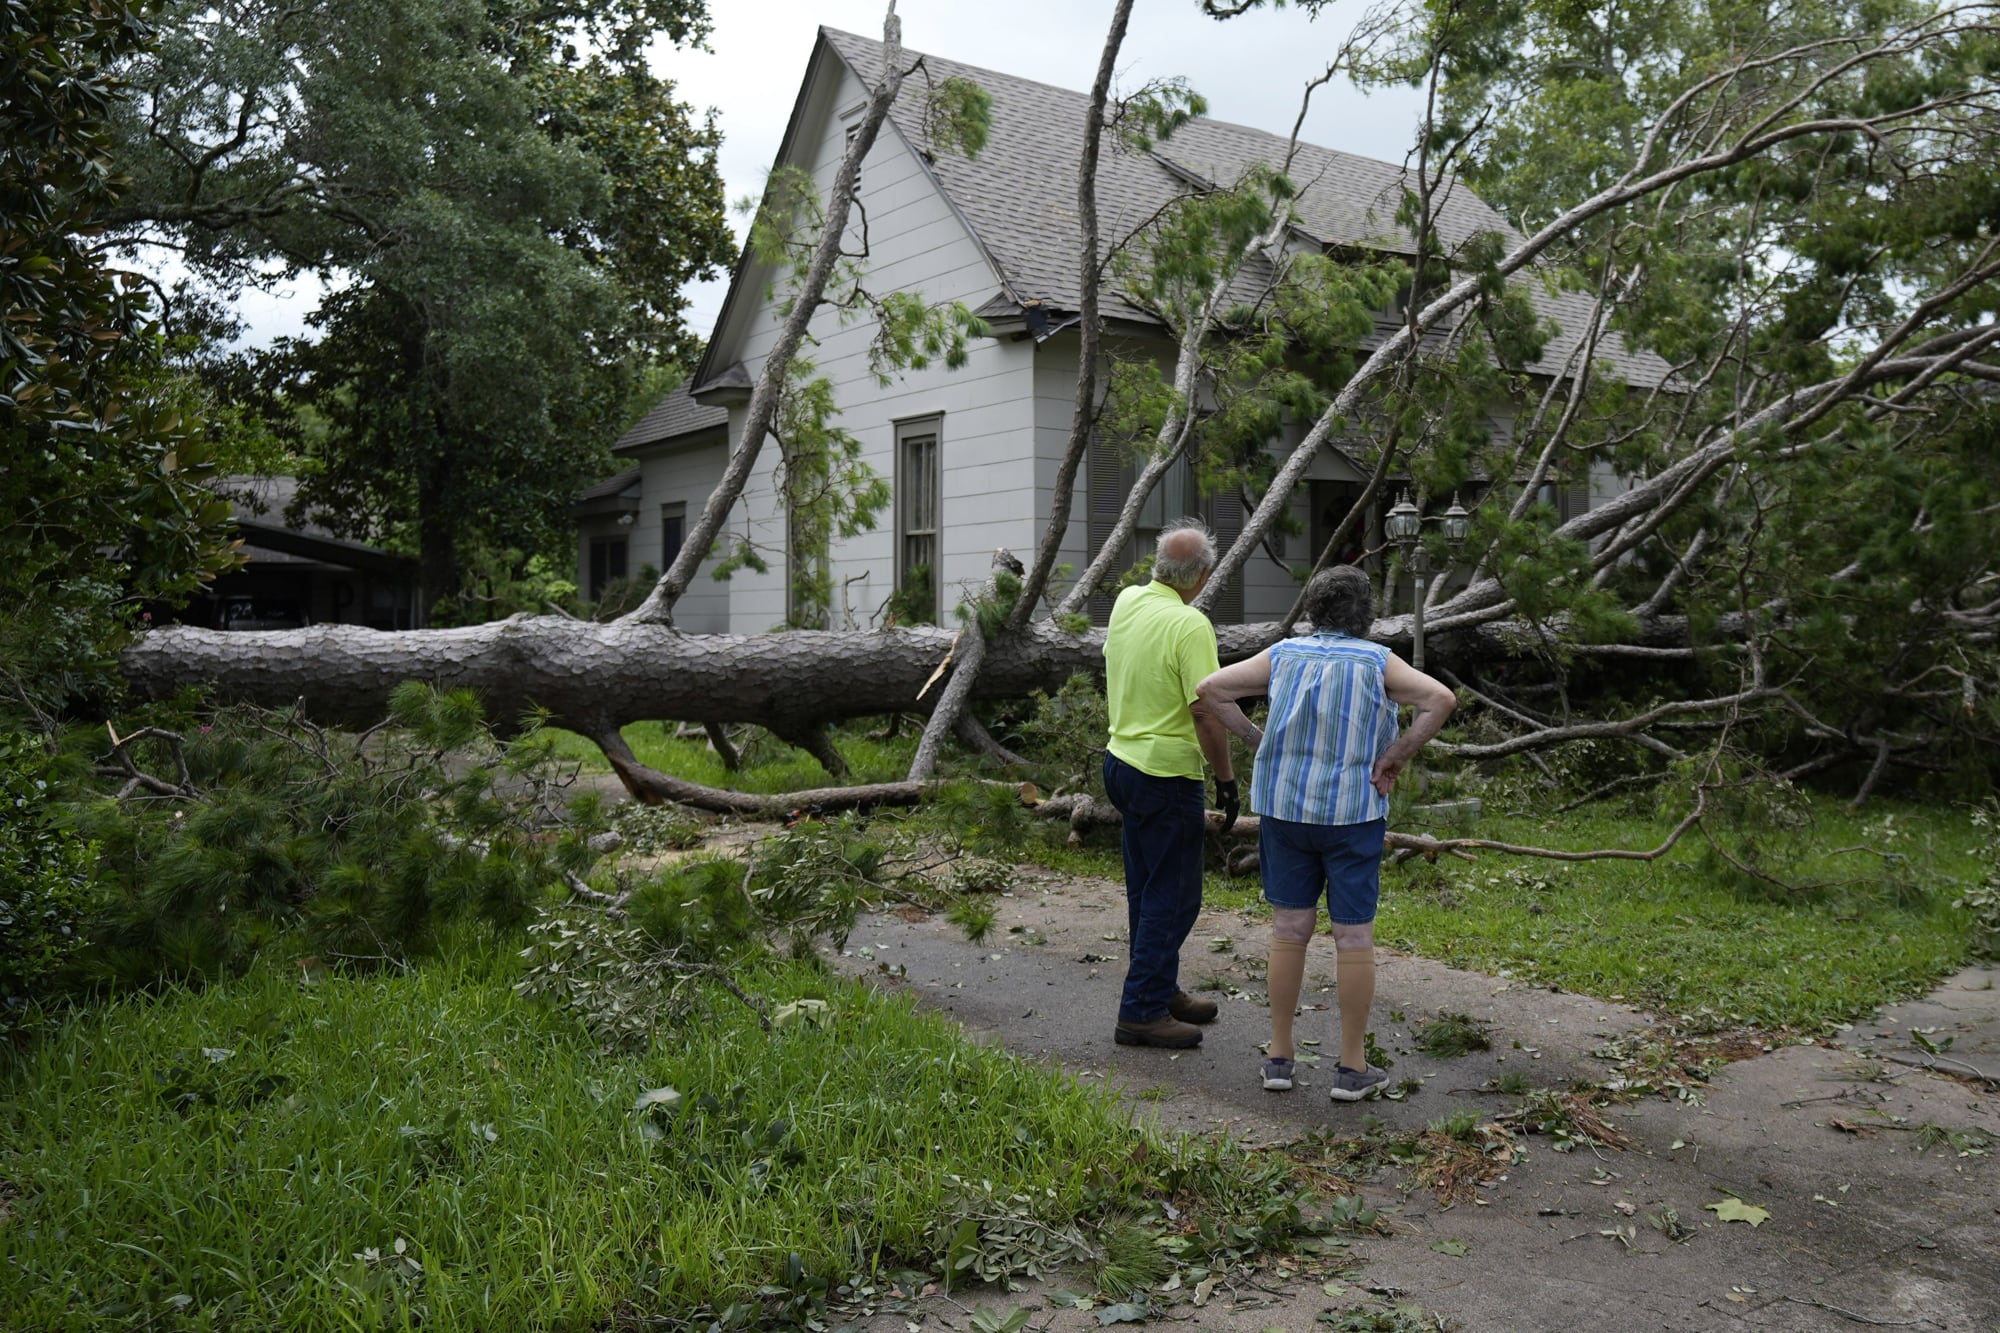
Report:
1197,566,1456,1100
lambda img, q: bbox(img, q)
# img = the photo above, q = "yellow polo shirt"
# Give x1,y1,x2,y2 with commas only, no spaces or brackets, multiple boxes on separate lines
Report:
1104,579,1222,781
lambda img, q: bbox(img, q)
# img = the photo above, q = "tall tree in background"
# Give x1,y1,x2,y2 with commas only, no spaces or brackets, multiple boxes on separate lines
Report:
106,0,735,616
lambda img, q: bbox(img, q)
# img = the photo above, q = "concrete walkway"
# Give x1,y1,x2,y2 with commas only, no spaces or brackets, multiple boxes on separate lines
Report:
832,866,2000,1332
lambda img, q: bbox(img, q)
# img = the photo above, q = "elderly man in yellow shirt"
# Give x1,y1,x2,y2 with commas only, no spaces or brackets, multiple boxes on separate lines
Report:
1102,519,1240,1048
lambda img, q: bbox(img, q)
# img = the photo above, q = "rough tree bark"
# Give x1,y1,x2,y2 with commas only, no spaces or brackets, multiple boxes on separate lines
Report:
120,609,1736,736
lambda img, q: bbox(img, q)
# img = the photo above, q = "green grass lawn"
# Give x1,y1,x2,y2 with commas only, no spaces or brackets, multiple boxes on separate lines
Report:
1025,794,1983,1033
559,719,1983,1032
0,942,1149,1329
1376,797,1983,1032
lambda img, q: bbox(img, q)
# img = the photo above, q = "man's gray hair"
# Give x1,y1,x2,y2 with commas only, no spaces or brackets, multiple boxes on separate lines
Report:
1152,518,1216,590
1303,565,1374,638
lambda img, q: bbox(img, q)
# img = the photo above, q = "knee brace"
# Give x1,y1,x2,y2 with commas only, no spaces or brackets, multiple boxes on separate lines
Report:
1271,907,1318,943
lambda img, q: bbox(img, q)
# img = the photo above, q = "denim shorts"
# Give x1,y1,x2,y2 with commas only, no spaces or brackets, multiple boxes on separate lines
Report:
1259,815,1387,924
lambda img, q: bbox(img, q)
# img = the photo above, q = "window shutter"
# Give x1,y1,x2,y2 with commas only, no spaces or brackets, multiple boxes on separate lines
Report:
1203,486,1244,625
1559,484,1590,524
1085,429,1135,625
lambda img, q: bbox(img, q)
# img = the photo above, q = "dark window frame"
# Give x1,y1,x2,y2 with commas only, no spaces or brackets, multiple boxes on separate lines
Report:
660,501,686,571
894,413,943,623
588,534,628,600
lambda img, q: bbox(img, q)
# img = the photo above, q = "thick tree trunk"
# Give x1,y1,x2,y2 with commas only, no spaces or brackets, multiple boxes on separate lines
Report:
416,461,455,628
120,612,1726,735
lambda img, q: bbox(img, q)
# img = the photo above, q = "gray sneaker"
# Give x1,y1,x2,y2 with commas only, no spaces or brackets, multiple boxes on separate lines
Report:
1327,1064,1388,1102
1261,1057,1296,1091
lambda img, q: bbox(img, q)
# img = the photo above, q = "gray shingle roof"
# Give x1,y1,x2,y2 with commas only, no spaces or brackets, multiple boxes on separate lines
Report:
821,27,1673,389
613,382,728,454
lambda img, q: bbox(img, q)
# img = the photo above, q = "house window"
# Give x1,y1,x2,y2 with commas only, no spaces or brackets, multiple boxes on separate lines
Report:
896,415,942,622
1135,456,1191,546
588,535,628,600
661,502,686,570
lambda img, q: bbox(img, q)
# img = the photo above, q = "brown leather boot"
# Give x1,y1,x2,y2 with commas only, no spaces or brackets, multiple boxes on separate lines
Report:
1114,1015,1203,1048
1169,990,1219,1024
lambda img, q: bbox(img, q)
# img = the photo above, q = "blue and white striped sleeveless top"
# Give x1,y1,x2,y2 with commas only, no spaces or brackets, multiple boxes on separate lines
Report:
1251,633,1398,827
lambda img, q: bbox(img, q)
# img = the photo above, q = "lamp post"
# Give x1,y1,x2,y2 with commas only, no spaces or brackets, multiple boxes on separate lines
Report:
1384,494,1470,674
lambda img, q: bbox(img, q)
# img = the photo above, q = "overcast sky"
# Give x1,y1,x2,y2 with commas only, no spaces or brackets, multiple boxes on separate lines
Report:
223,1,1425,345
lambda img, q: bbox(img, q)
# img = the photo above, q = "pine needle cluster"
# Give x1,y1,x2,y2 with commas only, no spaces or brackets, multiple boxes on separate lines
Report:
66,684,600,988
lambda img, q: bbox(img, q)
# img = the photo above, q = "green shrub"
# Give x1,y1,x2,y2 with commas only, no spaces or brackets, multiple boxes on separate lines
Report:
0,734,93,1026
1017,674,1108,795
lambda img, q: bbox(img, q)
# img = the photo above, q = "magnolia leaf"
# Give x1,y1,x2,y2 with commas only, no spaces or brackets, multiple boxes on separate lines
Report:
772,999,831,1028
1705,1198,1770,1227
1430,1238,1469,1257
1192,1276,1219,1307
631,1086,681,1114
1095,1303,1149,1326
968,1307,1032,1333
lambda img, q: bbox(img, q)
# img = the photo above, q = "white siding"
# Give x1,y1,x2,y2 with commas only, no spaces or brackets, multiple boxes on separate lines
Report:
704,57,1032,632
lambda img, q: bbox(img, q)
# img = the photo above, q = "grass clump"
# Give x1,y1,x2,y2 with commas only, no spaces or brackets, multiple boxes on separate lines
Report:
546,721,916,792
1413,1012,1492,1057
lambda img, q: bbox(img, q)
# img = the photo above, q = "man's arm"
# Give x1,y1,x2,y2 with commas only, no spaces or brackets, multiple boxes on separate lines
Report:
1190,697,1234,781
1195,650,1273,751
1371,654,1456,797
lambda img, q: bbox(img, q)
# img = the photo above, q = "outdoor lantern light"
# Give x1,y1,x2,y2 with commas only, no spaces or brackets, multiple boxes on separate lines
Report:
1441,495,1471,546
1382,492,1475,676
1384,495,1422,545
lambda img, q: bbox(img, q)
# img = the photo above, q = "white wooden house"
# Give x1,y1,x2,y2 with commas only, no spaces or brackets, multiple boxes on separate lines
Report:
578,26,1671,632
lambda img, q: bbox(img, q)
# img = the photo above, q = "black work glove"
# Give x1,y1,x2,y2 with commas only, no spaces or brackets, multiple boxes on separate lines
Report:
1214,778,1241,834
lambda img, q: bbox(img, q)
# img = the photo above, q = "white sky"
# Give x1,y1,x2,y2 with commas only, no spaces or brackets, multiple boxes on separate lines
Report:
220,1,1425,345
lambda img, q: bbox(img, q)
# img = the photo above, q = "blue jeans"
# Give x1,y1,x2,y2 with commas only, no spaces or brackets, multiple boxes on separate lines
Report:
1103,752,1206,1024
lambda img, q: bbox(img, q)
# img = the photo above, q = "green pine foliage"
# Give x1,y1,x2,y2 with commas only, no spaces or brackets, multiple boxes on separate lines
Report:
66,685,599,989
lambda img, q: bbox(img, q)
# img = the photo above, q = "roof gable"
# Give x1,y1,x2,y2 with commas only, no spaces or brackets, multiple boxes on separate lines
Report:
819,26,1672,389
821,28,1514,309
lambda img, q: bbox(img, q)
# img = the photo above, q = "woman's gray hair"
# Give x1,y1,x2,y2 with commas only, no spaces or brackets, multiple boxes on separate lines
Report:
1152,518,1216,590
1303,565,1374,638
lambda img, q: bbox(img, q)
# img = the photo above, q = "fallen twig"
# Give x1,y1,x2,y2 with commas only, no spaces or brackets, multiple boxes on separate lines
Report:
1876,1050,2000,1088
1781,1294,1929,1327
